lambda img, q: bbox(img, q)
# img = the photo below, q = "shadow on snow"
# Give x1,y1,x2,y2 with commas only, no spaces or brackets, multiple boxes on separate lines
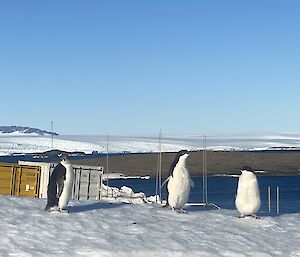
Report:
68,202,125,213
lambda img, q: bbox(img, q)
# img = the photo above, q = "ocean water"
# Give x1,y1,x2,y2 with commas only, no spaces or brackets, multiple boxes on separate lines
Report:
106,175,300,214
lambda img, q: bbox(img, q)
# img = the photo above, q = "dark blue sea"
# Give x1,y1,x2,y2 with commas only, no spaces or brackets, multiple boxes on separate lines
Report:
106,176,300,214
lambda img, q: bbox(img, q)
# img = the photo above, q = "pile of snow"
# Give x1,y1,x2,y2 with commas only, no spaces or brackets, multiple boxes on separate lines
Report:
0,195,300,256
102,173,150,180
100,184,147,204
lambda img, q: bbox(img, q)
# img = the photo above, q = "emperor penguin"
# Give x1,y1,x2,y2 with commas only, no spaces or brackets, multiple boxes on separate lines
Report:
235,166,261,219
45,154,74,212
166,150,193,212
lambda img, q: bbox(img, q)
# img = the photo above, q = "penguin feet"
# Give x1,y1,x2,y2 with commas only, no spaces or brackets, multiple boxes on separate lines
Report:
59,208,69,213
251,214,260,219
238,214,245,218
178,209,188,214
47,206,60,212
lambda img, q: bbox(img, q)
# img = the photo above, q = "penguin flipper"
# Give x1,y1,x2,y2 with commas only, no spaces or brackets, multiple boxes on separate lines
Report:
162,176,171,188
57,177,65,197
190,179,195,188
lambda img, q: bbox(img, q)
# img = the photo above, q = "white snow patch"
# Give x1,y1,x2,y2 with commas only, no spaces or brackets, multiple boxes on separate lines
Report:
102,173,150,180
0,195,299,256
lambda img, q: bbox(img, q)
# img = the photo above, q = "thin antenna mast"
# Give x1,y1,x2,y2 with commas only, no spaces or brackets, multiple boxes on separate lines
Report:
203,135,208,204
205,135,208,204
106,132,109,197
187,134,220,209
155,129,162,203
159,129,162,202
185,134,220,209
51,121,54,150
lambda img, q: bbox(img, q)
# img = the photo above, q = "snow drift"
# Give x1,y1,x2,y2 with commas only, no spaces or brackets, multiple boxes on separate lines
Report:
0,195,299,257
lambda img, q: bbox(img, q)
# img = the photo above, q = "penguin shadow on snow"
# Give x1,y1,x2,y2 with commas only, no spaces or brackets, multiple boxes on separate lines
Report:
68,202,125,213
184,205,221,213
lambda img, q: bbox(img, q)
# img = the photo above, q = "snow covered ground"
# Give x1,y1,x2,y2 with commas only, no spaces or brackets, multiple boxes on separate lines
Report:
1,132,300,156
1,195,299,257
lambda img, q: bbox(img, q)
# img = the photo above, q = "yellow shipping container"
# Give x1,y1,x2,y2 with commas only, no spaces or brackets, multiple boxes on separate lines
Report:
0,163,41,197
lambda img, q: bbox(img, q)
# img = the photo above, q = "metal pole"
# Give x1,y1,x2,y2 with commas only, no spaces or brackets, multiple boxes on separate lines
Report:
203,135,208,204
202,136,205,204
268,186,271,212
155,129,162,203
106,132,109,197
78,167,82,201
51,121,53,150
72,167,77,200
99,167,103,201
87,168,91,200
159,130,162,202
276,186,280,214
155,165,159,203
204,135,208,204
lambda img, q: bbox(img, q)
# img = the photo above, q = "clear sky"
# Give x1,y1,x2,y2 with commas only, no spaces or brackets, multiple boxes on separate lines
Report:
1,1,300,135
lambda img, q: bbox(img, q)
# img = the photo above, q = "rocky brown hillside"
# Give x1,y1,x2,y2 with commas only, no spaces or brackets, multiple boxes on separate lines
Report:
72,150,300,177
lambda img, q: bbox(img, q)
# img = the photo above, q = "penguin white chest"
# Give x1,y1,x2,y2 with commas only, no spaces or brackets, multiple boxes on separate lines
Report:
235,171,261,215
58,163,74,210
167,164,191,209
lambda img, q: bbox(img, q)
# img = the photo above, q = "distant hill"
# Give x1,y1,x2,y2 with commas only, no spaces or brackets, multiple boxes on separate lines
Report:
0,126,59,136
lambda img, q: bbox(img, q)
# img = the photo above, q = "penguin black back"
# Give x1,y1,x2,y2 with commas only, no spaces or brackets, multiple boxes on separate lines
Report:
45,162,66,211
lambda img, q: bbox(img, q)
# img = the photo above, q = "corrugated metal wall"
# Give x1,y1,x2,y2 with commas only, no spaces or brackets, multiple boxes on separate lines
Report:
73,166,104,201
0,163,41,197
1,162,104,200
18,161,54,198
0,164,15,195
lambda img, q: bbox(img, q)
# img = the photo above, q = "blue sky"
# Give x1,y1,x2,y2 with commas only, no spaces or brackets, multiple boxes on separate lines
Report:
1,1,300,135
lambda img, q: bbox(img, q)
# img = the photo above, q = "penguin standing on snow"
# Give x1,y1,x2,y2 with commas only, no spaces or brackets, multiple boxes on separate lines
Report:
165,150,193,212
45,154,74,212
235,166,261,219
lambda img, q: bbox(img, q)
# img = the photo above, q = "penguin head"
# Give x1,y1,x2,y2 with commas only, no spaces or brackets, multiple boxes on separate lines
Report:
59,154,71,165
168,150,189,176
241,165,255,174
177,150,189,162
175,150,189,163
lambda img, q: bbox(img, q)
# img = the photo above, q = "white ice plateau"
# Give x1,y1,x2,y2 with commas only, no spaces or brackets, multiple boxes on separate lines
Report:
1,132,300,155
